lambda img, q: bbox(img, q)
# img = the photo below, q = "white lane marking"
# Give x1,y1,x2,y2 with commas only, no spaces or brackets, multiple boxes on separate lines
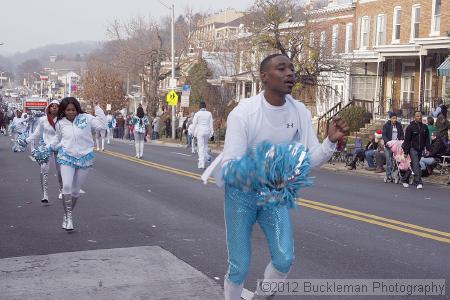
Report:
171,152,191,157
28,156,36,162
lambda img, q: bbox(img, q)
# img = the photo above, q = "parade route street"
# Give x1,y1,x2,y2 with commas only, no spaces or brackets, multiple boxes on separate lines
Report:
1,135,449,299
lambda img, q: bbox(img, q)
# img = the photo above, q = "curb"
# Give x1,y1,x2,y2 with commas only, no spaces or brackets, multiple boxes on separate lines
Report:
321,164,450,186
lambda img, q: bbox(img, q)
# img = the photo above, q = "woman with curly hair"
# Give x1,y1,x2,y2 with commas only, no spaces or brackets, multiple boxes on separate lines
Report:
49,97,107,231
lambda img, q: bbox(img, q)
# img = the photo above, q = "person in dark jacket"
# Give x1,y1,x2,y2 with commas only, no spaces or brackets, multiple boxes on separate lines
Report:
433,104,449,143
402,111,430,189
382,112,404,180
419,131,445,176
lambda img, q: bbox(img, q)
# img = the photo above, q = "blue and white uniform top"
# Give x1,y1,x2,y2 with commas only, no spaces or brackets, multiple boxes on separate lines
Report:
133,116,149,134
50,106,107,169
11,116,28,133
26,115,57,148
106,114,115,129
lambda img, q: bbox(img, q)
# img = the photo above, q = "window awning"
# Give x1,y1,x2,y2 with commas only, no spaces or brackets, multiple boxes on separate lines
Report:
438,57,450,76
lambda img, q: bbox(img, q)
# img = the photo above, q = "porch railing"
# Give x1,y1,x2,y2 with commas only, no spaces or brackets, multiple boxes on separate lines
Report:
317,98,374,136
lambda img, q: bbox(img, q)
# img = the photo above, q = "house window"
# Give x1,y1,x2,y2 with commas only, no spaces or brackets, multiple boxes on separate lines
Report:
432,0,441,34
309,32,315,59
401,63,415,107
411,5,420,40
351,76,376,100
376,14,386,46
345,23,353,53
392,7,401,42
424,69,432,100
320,31,326,57
360,16,369,49
332,24,339,55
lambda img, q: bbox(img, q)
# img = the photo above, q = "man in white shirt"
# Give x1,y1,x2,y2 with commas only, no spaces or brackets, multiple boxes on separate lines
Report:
219,54,349,299
192,101,214,169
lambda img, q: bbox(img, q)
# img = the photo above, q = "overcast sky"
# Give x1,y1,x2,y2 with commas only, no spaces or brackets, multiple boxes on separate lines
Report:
0,0,253,55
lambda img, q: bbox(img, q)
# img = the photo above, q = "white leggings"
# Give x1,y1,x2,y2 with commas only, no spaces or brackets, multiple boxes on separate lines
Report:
60,165,90,198
134,132,145,157
40,151,61,175
96,129,107,150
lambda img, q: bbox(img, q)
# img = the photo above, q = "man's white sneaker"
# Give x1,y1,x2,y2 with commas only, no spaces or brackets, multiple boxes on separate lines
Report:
417,184,423,190
402,183,409,188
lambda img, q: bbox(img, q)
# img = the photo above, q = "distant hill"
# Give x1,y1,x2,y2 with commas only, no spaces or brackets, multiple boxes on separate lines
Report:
1,41,103,71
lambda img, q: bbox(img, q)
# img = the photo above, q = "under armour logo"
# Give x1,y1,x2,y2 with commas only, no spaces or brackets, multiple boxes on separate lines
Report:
287,123,294,128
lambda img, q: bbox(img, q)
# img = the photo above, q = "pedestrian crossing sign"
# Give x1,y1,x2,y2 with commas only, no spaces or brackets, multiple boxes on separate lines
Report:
166,90,178,106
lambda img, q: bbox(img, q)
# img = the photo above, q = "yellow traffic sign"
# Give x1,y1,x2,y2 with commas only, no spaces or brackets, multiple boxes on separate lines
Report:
166,90,178,106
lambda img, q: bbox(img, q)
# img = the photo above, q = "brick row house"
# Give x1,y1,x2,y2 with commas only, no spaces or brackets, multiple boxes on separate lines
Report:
344,0,450,119
306,0,450,121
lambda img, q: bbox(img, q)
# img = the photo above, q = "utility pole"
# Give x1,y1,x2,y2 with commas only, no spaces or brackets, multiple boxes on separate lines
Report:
159,0,176,139
171,3,176,139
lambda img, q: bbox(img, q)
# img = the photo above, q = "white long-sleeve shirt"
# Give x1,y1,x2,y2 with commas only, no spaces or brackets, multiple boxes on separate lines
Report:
26,116,57,146
50,106,107,159
192,108,214,137
11,117,28,133
202,92,336,185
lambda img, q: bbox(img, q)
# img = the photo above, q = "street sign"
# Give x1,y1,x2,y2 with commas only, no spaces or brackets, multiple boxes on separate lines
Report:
166,89,178,106
181,85,190,108
40,75,49,81
169,78,177,88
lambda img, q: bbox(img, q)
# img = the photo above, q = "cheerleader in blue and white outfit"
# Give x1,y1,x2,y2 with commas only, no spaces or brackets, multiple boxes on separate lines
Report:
133,106,149,158
10,110,29,151
49,97,107,231
106,112,115,144
202,54,349,299
26,100,63,203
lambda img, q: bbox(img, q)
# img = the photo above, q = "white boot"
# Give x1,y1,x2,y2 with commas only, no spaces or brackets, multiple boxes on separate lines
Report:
96,138,100,151
101,138,105,151
252,263,289,299
62,194,74,231
40,173,49,203
224,279,243,300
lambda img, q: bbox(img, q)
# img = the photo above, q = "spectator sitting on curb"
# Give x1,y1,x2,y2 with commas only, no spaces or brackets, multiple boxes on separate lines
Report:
365,130,382,171
374,139,386,173
347,135,377,170
420,131,446,177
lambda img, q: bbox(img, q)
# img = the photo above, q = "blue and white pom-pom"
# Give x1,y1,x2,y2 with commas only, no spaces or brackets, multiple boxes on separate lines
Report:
222,141,313,209
31,140,51,165
12,132,29,152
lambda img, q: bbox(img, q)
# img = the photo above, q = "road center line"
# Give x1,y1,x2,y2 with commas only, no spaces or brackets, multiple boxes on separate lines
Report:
171,152,192,157
100,149,450,244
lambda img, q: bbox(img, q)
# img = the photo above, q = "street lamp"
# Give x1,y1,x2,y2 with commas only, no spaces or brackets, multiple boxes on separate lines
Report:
158,0,176,139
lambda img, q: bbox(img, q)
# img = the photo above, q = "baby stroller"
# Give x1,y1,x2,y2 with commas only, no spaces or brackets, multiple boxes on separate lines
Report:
384,140,413,184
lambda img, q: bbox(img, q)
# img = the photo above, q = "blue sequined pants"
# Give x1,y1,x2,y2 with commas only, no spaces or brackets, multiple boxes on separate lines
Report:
225,185,294,285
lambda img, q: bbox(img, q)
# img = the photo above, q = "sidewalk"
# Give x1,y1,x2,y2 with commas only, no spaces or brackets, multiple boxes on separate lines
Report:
321,162,450,186
0,246,223,300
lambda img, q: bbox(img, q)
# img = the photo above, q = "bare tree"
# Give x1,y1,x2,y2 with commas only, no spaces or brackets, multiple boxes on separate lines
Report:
244,0,349,89
80,58,126,111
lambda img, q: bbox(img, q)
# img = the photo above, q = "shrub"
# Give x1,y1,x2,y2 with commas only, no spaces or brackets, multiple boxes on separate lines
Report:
338,106,371,132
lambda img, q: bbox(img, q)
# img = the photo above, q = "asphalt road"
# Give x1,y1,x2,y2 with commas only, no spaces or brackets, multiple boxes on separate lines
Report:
1,135,449,299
